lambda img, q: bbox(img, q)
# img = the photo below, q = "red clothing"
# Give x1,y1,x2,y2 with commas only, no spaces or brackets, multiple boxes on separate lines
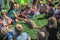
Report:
21,12,26,16
45,4,50,13
0,20,3,26
58,6,60,10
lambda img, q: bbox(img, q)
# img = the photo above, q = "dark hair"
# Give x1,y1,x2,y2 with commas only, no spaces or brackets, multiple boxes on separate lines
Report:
37,28,49,40
21,9,25,12
49,12,54,17
9,2,17,10
1,12,5,16
49,3,55,7
32,0,37,5
25,5,30,9
8,2,17,13
1,13,4,16
58,4,60,7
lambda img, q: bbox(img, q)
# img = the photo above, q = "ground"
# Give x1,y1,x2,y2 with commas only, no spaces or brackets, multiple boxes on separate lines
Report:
1,0,59,40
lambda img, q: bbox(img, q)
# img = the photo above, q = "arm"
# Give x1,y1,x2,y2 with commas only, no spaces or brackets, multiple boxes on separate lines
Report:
7,18,12,25
37,6,41,12
27,37,31,40
14,12,27,21
23,15,28,19
49,17,57,28
52,18,57,27
21,12,28,19
30,6,37,13
4,17,12,28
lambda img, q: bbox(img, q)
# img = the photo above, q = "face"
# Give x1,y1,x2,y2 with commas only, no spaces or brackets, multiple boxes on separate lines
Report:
16,4,19,9
13,4,17,9
58,6,60,10
1,12,6,19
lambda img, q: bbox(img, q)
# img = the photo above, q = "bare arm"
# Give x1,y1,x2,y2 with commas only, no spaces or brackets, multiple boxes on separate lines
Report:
7,18,12,24
49,17,57,28
27,37,31,40
13,12,26,21
30,6,37,13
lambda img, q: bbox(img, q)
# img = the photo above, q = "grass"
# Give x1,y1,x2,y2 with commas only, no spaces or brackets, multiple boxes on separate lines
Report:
10,14,48,39
1,0,59,40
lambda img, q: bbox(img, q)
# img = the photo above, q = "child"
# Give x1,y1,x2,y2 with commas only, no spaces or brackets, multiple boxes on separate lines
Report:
24,5,32,18
20,9,28,19
0,10,12,27
55,4,60,39
31,4,40,17
13,24,31,40
37,27,49,40
47,13,58,40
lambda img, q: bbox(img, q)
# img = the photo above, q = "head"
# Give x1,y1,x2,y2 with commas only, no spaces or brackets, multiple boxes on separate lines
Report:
13,2,17,9
10,2,17,10
46,0,51,5
15,24,23,34
1,27,8,35
50,3,54,6
37,29,49,40
49,12,54,17
32,0,38,5
45,4,50,13
57,4,60,10
25,5,30,11
59,0,60,2
46,0,51,2
16,3,20,9
38,32,46,40
1,10,6,19
38,0,43,4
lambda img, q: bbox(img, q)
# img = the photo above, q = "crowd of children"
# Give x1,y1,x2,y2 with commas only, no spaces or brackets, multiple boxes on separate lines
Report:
0,0,60,40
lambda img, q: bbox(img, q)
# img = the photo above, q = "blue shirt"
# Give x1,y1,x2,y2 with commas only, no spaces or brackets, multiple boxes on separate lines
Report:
13,32,29,40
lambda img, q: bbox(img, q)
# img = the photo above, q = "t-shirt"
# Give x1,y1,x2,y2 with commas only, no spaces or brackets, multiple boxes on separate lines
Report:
3,16,9,26
16,9,21,16
0,16,10,26
13,32,29,40
7,10,17,18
